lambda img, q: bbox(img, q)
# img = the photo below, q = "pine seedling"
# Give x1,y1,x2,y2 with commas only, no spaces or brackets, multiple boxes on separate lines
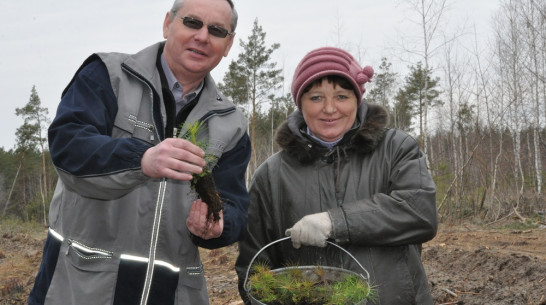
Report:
248,263,375,305
177,121,222,223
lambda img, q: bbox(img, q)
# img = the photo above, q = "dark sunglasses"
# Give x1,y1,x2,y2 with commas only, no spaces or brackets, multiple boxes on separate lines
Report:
174,13,233,38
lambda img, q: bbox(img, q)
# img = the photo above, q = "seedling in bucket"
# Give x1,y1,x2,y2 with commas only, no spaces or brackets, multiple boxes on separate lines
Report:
244,237,376,305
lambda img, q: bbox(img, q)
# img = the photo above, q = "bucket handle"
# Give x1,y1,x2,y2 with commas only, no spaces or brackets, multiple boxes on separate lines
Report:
244,236,370,290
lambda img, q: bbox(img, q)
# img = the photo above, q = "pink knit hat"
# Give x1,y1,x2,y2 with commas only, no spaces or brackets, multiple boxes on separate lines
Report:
291,47,374,109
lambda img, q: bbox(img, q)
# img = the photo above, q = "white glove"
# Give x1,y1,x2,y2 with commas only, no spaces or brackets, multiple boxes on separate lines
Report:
285,212,332,249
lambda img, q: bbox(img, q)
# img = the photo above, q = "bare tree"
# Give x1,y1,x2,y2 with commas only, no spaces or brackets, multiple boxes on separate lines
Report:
493,0,533,220
399,0,450,154
439,33,471,217
519,0,544,198
468,25,504,219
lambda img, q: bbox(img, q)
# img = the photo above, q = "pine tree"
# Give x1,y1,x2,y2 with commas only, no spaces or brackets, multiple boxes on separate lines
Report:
393,88,414,132
368,57,397,127
14,85,50,224
399,62,441,148
218,19,283,179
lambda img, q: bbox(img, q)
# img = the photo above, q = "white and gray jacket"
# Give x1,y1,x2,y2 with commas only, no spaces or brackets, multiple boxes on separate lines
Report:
29,42,250,305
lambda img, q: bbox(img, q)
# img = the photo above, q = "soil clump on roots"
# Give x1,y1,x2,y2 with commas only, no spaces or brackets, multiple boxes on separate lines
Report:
192,172,222,223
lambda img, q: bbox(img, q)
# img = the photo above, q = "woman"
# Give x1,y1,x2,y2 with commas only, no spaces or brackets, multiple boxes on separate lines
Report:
235,47,438,305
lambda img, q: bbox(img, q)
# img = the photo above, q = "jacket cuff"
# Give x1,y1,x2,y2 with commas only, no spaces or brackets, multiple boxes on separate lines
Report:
328,207,350,244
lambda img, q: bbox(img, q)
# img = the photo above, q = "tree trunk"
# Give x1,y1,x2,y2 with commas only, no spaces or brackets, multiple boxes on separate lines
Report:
3,162,22,217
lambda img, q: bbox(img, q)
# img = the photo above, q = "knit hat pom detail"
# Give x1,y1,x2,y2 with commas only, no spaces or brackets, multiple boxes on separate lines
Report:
357,66,374,84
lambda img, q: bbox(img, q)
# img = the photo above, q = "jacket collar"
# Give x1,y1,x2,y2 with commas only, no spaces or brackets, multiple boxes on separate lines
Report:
275,104,389,164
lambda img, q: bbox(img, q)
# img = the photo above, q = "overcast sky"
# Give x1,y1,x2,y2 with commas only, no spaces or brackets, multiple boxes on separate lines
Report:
0,0,499,150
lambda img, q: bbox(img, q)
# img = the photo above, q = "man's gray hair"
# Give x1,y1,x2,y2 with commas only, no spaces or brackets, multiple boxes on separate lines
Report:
170,0,238,33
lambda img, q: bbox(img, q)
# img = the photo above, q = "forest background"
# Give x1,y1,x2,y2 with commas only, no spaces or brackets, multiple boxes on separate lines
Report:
1,0,545,227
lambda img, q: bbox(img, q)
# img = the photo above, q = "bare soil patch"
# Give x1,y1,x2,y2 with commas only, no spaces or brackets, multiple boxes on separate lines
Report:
1,222,545,305
423,223,546,305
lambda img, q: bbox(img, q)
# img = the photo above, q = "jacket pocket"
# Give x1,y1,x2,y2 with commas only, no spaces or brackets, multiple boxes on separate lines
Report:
66,239,115,269
178,264,205,290
45,240,118,305
176,265,207,304
112,114,157,145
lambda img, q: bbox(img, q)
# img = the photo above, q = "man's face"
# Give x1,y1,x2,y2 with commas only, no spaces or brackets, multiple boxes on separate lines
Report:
162,0,234,81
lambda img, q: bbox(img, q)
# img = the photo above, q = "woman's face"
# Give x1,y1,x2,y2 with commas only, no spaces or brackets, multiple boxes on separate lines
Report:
300,78,358,142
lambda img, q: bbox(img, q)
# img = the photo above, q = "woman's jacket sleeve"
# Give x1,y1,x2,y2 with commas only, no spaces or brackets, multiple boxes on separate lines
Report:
329,130,438,246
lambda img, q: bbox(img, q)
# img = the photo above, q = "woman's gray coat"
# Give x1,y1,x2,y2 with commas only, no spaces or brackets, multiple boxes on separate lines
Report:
236,104,437,305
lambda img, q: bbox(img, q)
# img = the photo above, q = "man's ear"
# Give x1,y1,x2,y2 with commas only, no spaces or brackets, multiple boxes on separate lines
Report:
223,33,235,57
163,12,172,39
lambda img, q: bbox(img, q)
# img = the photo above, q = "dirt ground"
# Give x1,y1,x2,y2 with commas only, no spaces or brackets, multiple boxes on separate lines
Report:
1,221,545,305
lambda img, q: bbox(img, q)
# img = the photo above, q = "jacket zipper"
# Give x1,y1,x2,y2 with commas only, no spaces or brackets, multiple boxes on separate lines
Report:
140,179,167,305
121,63,165,305
198,106,236,122
67,239,114,259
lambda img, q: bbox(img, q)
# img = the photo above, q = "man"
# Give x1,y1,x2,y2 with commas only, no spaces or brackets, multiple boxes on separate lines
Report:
28,0,249,304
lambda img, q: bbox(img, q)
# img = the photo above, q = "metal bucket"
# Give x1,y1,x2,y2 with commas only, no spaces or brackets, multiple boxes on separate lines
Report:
244,237,371,305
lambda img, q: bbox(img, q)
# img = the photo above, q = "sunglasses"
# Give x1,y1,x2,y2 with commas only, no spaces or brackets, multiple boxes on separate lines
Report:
174,13,233,38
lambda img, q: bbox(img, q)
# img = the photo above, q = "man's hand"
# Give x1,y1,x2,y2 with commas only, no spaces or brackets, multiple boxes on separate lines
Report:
141,138,206,181
285,212,332,249
186,199,223,239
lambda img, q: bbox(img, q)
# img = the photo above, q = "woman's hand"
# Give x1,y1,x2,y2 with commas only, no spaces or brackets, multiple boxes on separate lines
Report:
285,212,332,248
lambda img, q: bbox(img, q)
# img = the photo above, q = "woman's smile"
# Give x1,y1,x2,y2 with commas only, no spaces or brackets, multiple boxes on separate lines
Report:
301,79,358,142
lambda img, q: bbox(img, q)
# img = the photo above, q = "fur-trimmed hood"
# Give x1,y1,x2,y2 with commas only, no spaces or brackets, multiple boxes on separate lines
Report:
275,103,389,164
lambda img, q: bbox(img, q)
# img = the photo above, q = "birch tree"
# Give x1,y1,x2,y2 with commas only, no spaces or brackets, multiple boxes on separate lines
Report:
401,0,450,152
520,0,544,197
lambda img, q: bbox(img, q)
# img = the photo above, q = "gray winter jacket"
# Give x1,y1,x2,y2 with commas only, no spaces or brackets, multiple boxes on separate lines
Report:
29,42,250,305
235,104,437,305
